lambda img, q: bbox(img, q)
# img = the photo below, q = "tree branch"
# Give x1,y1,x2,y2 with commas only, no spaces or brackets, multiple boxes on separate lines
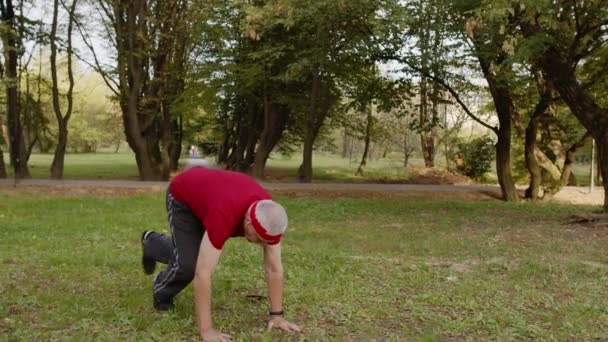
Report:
71,4,120,96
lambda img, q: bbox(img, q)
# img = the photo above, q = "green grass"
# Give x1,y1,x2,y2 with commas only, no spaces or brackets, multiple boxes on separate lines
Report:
265,153,423,182
1,151,427,182
3,151,141,180
1,192,607,340
0,150,597,186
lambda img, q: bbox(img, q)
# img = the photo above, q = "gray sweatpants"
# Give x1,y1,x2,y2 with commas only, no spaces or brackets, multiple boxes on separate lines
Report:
143,190,205,304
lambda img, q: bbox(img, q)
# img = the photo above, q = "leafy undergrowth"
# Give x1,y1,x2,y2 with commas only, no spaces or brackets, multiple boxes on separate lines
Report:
1,192,607,341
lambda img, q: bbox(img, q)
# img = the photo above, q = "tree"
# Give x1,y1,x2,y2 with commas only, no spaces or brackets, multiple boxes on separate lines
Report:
394,0,520,201
404,0,451,168
510,71,589,201
49,0,78,179
85,0,192,180
197,0,400,181
0,116,6,178
1,0,30,178
515,1,608,209
290,0,397,182
355,102,374,176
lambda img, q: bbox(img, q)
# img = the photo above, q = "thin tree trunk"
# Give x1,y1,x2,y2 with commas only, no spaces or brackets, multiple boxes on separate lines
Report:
0,145,6,178
524,115,542,200
49,0,77,179
169,115,182,170
356,102,373,176
341,129,349,158
298,71,333,183
486,81,518,201
403,131,410,168
298,70,321,183
477,51,518,201
299,130,315,182
524,78,552,200
556,132,591,188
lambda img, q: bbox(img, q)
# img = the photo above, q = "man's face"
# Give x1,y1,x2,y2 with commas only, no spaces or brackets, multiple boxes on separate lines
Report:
243,216,266,246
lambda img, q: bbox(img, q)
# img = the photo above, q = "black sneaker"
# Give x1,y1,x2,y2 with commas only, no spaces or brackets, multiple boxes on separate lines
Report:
153,297,175,311
142,230,156,275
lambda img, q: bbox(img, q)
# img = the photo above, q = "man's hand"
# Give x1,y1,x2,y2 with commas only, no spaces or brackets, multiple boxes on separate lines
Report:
201,328,232,342
267,316,301,333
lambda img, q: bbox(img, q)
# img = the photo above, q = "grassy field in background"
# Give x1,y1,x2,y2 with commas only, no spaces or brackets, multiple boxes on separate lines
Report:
0,151,596,186
1,151,429,182
264,153,425,183
1,191,607,340
2,151,141,180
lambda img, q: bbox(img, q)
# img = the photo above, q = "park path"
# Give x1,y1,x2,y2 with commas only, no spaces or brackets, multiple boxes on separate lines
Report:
0,177,603,206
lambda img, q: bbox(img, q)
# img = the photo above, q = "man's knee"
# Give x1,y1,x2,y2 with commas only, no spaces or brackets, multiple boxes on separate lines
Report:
176,261,196,282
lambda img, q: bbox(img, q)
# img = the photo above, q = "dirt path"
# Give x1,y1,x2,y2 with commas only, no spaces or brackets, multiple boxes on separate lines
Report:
0,178,603,205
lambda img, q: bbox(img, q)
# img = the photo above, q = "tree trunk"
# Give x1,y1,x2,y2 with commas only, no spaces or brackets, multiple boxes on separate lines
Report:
298,70,333,183
557,133,590,188
341,130,350,158
1,0,30,179
169,115,182,170
495,126,518,201
524,77,552,200
403,131,410,168
299,129,315,183
356,102,373,176
476,49,518,201
416,0,433,168
486,80,518,201
51,127,68,179
525,116,542,200
298,70,321,183
252,97,288,179
50,0,77,179
0,145,6,178
419,75,434,167
227,105,259,172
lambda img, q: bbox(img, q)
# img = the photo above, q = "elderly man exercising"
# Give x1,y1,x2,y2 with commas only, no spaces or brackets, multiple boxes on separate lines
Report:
141,166,301,341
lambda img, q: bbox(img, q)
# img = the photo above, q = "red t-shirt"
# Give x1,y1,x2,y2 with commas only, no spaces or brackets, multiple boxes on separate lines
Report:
169,167,273,249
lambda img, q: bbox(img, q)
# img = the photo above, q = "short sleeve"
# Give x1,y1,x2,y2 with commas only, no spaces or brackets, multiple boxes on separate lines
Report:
203,208,234,250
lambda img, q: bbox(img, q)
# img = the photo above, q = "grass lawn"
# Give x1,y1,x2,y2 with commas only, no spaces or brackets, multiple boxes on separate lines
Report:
1,151,597,186
1,191,607,340
3,151,142,180
2,151,423,182
265,153,421,183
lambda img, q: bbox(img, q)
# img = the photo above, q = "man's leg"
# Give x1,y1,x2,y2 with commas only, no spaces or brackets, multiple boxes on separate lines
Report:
151,190,205,310
142,231,173,274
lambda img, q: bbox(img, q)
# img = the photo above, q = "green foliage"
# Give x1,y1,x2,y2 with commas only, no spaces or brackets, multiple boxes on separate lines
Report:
455,135,495,180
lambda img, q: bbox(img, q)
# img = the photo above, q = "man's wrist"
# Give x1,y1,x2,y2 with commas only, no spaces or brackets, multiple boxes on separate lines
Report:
269,310,284,316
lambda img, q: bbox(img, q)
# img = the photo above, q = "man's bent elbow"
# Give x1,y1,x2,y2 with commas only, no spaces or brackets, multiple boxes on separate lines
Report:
265,266,284,277
194,269,213,282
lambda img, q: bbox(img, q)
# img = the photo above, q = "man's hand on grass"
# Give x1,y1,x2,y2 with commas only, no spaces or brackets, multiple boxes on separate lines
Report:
201,328,232,342
267,316,301,333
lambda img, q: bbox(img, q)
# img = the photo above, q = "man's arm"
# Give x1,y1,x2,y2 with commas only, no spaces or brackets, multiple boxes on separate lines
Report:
264,243,301,333
264,243,284,312
193,232,231,341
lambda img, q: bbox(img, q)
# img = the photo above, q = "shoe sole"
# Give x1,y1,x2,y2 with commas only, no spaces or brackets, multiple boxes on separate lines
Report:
142,231,156,275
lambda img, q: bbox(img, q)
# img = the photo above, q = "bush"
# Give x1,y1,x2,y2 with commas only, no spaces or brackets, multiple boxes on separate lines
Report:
454,135,495,180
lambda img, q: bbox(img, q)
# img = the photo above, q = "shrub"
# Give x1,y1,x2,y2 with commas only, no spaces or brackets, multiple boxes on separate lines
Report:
454,135,495,180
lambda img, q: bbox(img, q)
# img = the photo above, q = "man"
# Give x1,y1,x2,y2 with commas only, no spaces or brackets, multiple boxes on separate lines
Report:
141,166,301,341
